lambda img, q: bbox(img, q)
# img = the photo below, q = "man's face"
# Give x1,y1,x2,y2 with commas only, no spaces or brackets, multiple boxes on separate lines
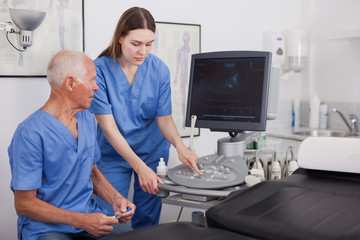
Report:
72,59,98,110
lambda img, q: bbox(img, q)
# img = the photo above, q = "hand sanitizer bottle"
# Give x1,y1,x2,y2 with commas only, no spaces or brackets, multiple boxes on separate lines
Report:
156,158,167,177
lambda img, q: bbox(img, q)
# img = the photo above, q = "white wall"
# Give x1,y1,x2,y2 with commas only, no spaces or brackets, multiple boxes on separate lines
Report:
0,78,50,239
5,0,356,238
306,0,360,103
84,0,305,222
85,0,304,57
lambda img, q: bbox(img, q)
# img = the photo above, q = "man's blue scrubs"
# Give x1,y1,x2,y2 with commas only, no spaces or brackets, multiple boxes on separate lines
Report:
9,110,105,240
89,53,172,228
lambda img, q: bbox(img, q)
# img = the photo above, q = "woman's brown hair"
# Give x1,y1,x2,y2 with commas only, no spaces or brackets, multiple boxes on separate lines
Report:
98,7,156,59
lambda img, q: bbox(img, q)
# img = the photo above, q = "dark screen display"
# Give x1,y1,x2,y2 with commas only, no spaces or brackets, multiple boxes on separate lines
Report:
189,57,266,123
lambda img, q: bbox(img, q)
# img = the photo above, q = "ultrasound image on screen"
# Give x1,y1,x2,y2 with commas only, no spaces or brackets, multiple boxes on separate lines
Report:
190,57,265,123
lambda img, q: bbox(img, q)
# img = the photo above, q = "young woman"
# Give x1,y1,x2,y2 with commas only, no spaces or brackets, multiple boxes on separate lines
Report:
89,7,200,228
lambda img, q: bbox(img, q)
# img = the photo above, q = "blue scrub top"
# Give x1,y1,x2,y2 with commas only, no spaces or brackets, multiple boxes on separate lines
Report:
89,54,172,172
8,110,105,240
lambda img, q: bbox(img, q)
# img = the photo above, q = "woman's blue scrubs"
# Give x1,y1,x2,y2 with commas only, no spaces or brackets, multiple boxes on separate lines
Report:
89,53,172,228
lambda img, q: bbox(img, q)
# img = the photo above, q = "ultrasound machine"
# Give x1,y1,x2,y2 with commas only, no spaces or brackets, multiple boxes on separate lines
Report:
109,51,360,240
158,50,274,202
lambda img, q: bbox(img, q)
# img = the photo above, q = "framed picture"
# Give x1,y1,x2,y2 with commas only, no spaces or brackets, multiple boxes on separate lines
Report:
151,22,201,137
0,0,84,77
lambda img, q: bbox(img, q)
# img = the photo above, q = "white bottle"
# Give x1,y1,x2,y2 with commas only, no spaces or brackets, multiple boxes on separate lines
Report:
319,104,328,129
292,99,300,130
287,160,299,176
309,94,320,128
156,158,167,177
271,161,282,180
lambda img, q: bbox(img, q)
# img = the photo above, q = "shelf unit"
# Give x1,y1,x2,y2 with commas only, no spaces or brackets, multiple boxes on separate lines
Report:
323,29,360,40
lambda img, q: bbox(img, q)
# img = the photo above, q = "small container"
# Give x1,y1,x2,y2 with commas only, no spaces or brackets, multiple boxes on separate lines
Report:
192,211,206,226
292,99,300,131
319,104,328,129
309,94,320,128
156,158,167,177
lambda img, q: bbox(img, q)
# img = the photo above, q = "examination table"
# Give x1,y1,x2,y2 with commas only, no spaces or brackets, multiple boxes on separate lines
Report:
108,137,360,240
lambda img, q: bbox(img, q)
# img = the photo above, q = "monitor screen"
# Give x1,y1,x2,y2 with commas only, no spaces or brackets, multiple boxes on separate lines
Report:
185,51,271,133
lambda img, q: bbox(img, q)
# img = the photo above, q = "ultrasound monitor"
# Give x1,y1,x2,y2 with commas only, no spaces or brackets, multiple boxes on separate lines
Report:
185,51,271,135
166,51,272,191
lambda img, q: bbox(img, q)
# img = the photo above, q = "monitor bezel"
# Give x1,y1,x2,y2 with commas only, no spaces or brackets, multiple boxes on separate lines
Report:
185,50,272,133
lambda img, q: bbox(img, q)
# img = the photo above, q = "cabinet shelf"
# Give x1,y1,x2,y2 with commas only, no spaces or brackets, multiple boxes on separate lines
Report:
323,29,360,40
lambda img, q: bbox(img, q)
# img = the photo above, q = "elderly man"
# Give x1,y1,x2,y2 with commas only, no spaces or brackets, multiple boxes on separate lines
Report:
8,50,135,240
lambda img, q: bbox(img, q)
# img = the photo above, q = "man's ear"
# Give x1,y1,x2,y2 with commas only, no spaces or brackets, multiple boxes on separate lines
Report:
65,76,75,92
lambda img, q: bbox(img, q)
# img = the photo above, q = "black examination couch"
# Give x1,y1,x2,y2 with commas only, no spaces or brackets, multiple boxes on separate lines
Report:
108,137,360,240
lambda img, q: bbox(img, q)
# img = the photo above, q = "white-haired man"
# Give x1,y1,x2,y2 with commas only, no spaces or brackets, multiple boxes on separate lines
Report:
8,50,135,240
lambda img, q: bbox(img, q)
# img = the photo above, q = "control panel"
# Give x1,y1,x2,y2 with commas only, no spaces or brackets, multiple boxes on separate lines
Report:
167,153,248,189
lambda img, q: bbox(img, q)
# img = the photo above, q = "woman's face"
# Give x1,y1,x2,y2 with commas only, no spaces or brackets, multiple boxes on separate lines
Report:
119,29,155,66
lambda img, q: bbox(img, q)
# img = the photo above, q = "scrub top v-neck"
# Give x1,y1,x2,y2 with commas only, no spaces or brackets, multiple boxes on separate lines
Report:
89,54,172,172
9,109,104,240
115,58,145,100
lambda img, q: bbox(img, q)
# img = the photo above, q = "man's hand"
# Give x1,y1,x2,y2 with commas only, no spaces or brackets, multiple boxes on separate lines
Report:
112,196,136,223
14,190,118,237
81,213,118,237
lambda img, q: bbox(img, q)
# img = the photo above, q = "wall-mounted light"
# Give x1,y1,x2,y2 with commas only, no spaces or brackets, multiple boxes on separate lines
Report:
0,8,46,51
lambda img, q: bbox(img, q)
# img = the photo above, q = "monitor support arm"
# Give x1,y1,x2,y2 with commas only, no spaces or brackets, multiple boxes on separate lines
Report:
218,131,261,158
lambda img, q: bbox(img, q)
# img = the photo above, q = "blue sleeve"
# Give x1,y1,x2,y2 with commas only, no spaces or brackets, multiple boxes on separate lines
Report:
89,112,101,164
9,130,43,191
94,143,101,164
89,59,113,115
157,63,172,116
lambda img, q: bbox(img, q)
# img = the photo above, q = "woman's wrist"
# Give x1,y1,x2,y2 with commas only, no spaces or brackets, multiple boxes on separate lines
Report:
132,158,147,173
176,142,187,154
